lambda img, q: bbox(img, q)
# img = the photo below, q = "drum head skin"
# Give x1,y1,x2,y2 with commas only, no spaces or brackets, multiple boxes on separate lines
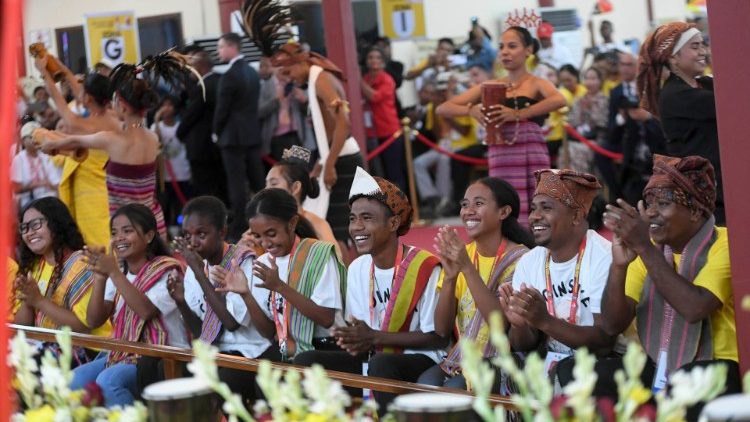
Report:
701,394,750,421
391,393,474,413
142,377,213,401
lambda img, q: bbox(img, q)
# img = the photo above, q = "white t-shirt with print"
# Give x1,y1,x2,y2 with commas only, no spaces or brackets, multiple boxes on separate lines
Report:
183,256,272,358
254,251,344,338
511,230,612,356
104,270,189,348
152,121,191,182
12,149,61,208
347,252,445,363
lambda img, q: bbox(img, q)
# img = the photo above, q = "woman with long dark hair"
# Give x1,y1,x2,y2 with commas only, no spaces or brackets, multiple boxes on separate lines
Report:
420,177,531,389
40,51,200,239
33,56,121,247
13,197,112,359
70,204,185,406
216,188,345,362
437,26,566,225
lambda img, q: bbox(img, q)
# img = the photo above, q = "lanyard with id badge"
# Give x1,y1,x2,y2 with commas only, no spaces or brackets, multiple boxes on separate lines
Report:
542,237,586,375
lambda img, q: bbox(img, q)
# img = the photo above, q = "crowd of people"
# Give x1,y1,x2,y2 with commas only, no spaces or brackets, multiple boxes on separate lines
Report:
8,3,736,420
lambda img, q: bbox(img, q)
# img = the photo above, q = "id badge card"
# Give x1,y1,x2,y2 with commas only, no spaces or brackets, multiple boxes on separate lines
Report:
362,362,371,400
363,111,373,128
544,351,570,376
652,351,669,393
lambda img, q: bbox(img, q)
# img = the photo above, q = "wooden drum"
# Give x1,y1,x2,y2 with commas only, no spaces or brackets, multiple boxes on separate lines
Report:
390,393,477,422
142,377,221,422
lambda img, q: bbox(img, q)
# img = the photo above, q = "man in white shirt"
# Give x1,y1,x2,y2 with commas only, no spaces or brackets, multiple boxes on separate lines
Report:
294,167,446,414
12,121,61,208
537,22,575,70
502,169,616,384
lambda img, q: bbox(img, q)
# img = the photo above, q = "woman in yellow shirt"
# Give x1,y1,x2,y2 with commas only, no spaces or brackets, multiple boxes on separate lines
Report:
420,177,533,390
14,197,112,363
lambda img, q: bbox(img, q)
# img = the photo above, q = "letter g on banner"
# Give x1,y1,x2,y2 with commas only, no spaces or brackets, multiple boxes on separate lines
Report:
102,37,124,65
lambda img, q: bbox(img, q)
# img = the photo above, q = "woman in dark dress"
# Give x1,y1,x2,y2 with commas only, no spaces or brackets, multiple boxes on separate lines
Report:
637,21,724,223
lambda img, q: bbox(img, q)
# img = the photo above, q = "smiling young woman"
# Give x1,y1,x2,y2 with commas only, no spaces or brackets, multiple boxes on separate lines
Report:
13,197,112,364
420,178,533,390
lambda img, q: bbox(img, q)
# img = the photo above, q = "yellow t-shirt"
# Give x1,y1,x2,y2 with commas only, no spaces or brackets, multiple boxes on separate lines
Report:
602,78,621,97
547,85,587,142
448,116,479,151
14,258,112,337
624,227,736,362
438,242,519,347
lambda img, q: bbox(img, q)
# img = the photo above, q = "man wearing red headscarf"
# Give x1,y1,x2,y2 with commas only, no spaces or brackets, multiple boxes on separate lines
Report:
501,169,617,382
601,154,739,419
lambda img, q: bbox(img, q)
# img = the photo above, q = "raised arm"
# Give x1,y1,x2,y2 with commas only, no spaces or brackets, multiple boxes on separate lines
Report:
40,130,114,155
35,58,86,131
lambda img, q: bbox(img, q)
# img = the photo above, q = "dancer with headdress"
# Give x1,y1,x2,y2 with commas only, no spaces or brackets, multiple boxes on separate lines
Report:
40,50,202,240
32,54,120,247
241,0,364,258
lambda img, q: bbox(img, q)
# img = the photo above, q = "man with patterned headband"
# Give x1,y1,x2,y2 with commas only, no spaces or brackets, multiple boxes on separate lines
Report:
241,0,364,255
293,167,446,415
502,169,616,384
600,155,739,417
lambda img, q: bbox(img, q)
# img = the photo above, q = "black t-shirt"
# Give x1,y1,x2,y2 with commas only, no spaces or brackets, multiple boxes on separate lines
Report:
658,74,724,221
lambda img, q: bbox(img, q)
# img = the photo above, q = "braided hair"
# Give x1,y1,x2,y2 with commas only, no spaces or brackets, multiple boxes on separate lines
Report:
110,48,204,112
18,197,85,297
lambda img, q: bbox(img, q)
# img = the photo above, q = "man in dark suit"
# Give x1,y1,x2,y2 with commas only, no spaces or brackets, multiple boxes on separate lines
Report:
177,48,226,201
212,32,263,241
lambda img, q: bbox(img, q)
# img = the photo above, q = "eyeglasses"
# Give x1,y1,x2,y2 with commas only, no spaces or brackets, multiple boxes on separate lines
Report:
20,217,47,234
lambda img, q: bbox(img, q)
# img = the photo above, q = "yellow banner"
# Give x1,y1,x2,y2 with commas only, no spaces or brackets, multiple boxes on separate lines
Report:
84,11,140,67
379,0,426,40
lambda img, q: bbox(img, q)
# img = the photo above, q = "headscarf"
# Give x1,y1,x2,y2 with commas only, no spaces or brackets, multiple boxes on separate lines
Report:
534,169,602,215
349,167,412,236
643,154,716,217
271,42,345,81
637,22,699,116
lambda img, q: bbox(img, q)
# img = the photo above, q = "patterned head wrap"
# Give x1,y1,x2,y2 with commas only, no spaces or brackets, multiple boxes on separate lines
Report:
349,167,413,236
643,154,716,217
637,22,698,117
534,169,602,215
271,42,345,81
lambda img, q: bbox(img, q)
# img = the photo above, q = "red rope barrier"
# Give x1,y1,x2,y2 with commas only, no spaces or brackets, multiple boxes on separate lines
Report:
163,160,188,205
564,125,624,161
412,132,489,166
366,130,403,161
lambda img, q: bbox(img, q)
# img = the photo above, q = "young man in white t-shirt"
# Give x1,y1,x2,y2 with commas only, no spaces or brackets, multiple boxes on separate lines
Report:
502,169,615,384
293,167,446,414
12,121,61,208
164,197,278,402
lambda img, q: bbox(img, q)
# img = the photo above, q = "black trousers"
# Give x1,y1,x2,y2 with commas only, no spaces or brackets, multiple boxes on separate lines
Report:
136,345,282,405
557,356,741,422
221,145,266,242
450,144,487,204
190,157,227,202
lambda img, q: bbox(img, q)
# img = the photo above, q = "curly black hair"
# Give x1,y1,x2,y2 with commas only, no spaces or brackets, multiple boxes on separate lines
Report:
18,197,85,295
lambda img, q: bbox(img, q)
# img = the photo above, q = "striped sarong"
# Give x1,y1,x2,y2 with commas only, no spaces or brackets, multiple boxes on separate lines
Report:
105,160,167,240
107,256,183,366
287,238,346,356
488,121,550,226
326,153,364,241
379,246,440,354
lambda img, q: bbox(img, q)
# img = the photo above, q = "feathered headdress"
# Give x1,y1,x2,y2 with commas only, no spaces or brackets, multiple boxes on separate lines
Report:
240,0,294,57
110,48,205,101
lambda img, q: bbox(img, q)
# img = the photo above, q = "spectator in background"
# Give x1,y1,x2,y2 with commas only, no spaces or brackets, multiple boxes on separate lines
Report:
593,51,620,96
595,20,629,54
637,21,724,224
177,48,225,202
406,82,439,159
153,96,192,229
258,57,309,162
213,32,264,242
536,22,574,70
93,60,114,77
550,64,587,167
465,22,496,73
405,38,455,89
374,36,405,91
362,47,406,192
568,67,609,173
12,122,61,209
